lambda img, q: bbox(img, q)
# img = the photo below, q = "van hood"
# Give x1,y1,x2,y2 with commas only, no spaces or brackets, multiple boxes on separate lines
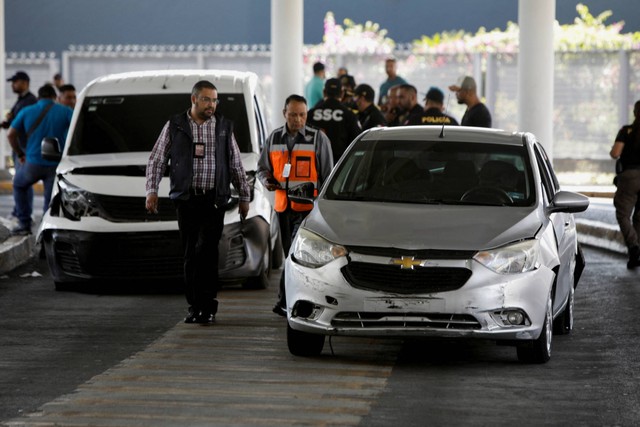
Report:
304,199,543,251
57,152,259,174
56,152,259,197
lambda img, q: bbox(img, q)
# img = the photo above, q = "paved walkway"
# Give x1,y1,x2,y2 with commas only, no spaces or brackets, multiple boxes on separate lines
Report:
2,285,400,427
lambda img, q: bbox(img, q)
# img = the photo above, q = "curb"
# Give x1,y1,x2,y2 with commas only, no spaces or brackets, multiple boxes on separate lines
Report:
576,218,626,254
0,217,37,275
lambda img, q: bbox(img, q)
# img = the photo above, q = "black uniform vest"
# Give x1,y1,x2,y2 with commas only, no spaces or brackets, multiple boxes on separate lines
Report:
168,111,233,205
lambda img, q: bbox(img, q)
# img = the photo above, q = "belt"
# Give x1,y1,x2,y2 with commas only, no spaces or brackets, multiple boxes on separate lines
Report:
189,187,214,196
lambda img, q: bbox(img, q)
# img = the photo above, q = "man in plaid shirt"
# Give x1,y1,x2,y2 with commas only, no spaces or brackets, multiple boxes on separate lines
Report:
146,80,250,325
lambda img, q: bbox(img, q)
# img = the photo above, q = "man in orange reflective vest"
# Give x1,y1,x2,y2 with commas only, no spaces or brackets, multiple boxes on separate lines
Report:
257,94,333,316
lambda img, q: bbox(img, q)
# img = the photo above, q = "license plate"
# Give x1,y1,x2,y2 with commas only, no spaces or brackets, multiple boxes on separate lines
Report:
364,297,445,312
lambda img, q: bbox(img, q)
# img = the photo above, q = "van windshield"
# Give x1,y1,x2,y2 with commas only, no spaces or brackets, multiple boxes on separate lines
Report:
67,93,252,155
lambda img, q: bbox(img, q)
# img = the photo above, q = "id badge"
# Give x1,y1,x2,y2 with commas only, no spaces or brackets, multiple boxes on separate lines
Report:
282,163,291,178
194,142,205,158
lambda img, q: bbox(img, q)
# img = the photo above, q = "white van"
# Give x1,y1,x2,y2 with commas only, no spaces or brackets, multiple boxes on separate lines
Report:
38,70,281,289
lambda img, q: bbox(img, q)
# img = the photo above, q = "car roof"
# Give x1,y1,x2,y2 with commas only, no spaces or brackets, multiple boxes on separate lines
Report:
359,126,529,147
80,69,259,97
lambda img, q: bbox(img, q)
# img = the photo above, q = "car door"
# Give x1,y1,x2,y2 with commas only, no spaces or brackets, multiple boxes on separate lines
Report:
533,141,575,315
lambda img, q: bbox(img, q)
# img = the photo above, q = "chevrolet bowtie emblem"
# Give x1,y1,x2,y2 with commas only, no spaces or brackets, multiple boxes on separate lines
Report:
390,256,424,270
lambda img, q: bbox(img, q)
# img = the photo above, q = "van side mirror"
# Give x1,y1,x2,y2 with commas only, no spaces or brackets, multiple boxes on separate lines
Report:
41,137,62,162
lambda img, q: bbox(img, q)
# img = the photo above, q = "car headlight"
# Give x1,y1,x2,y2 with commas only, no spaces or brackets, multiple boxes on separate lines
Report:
473,239,539,274
291,228,348,268
59,179,100,220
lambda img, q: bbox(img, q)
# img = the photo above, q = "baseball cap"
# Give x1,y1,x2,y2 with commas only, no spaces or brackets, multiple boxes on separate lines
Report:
324,78,342,97
7,71,30,82
354,84,375,102
424,87,444,104
448,75,476,92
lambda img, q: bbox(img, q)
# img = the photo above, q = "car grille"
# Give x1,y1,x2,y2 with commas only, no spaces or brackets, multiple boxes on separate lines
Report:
95,194,177,222
87,172,256,223
345,246,477,260
331,312,481,330
341,262,472,294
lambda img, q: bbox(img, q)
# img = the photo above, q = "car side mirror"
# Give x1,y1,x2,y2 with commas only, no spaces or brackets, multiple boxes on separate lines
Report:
41,137,62,162
287,182,315,205
546,190,590,214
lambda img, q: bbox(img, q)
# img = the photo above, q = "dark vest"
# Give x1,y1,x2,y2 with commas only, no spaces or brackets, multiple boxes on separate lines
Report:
168,110,233,205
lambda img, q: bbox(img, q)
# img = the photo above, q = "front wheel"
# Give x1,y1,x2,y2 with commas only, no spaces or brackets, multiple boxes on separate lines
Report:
517,295,552,364
553,285,574,335
287,323,325,356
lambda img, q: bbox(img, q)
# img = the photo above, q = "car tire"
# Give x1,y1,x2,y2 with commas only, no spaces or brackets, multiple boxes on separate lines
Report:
287,323,325,356
517,295,552,364
553,284,574,335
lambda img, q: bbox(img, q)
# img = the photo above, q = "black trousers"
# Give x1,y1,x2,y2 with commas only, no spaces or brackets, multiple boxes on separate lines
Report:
174,193,225,314
276,208,310,307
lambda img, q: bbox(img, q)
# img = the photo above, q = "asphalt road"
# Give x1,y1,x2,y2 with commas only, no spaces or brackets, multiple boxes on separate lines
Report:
1,245,639,426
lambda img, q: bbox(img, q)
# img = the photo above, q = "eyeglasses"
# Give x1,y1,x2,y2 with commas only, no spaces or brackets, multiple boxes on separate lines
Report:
198,97,220,105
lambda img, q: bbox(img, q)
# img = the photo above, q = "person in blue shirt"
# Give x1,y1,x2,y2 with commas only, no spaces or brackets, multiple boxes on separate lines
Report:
7,84,73,235
304,62,325,109
378,58,407,107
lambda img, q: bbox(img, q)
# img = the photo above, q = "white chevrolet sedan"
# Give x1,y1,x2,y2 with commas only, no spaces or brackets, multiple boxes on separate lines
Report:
285,126,589,363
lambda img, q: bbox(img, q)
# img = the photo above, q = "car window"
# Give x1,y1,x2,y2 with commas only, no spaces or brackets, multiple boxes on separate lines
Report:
325,139,535,207
67,93,252,155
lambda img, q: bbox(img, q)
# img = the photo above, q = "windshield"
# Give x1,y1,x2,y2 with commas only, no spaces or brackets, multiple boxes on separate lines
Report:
325,138,535,207
67,93,252,155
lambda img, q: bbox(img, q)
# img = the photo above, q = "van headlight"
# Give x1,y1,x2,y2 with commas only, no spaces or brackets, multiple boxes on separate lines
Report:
473,239,539,274
291,228,348,268
59,179,100,220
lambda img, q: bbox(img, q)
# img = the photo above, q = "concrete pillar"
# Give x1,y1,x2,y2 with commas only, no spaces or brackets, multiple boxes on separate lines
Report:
271,0,303,129
485,53,497,125
518,0,555,157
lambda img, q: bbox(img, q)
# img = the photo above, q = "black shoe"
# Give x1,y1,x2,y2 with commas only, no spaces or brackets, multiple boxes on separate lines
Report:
197,312,216,325
184,307,200,324
272,303,286,317
10,225,31,236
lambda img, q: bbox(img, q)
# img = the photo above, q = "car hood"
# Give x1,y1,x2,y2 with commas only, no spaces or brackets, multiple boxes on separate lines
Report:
305,200,543,251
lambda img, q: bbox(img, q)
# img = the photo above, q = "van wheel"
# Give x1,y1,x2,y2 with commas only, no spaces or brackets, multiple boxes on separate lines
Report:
54,281,72,291
287,323,325,356
272,231,284,269
243,243,271,290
